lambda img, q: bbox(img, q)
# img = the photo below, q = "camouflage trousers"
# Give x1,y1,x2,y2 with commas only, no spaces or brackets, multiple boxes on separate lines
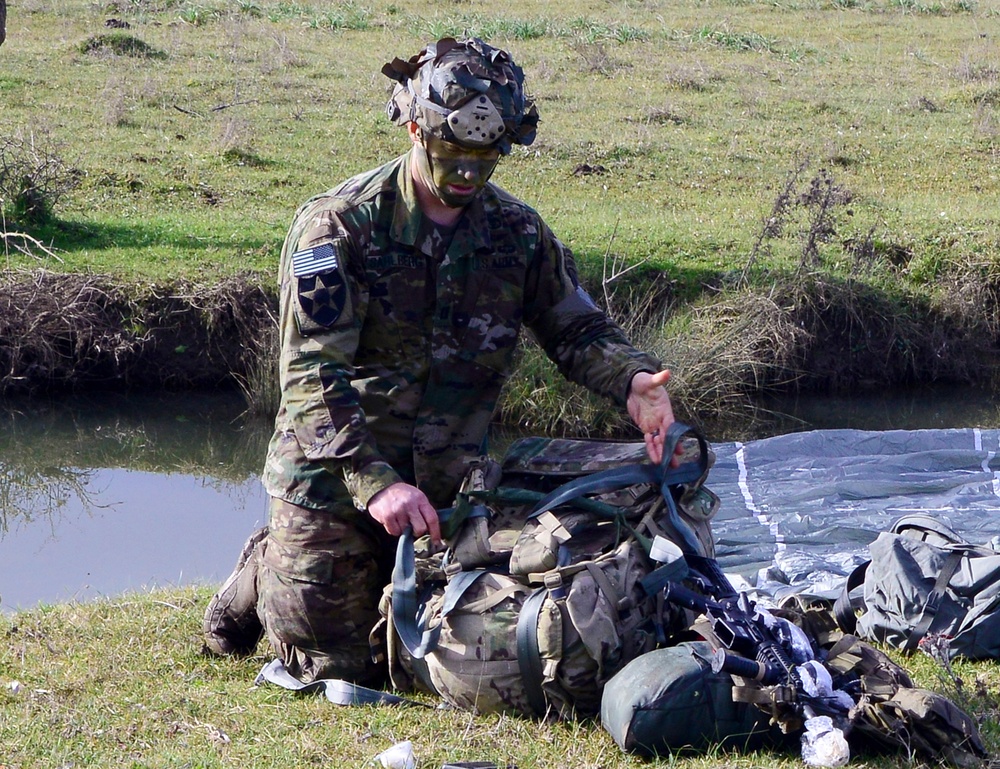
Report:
258,497,396,686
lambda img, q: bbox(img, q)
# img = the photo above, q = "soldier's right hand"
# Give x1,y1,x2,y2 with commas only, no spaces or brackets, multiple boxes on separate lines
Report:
367,482,442,545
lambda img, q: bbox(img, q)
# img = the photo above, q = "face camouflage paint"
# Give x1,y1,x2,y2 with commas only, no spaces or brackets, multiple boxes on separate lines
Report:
414,135,501,209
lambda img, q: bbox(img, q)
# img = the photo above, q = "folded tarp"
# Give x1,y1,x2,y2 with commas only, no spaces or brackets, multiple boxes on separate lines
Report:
708,428,1000,599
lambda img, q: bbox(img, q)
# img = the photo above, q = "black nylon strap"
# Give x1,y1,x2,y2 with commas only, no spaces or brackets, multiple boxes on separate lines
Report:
391,527,428,658
393,529,494,660
515,587,550,717
526,422,709,555
834,561,869,635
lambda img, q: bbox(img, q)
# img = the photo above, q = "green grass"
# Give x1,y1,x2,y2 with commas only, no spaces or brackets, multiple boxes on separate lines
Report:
1,586,997,768
1,0,998,417
0,0,997,287
2,8,1000,757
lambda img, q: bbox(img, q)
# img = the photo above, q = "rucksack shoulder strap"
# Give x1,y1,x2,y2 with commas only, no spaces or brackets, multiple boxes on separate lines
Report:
903,549,965,653
527,422,711,555
515,587,550,717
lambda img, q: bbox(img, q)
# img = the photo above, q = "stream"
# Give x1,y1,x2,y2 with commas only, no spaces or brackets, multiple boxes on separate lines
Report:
1,385,998,612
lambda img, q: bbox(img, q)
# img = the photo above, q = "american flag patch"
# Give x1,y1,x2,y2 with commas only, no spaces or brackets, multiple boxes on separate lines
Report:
291,242,339,277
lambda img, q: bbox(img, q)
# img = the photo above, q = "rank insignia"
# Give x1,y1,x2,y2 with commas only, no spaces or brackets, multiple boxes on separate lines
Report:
297,271,346,328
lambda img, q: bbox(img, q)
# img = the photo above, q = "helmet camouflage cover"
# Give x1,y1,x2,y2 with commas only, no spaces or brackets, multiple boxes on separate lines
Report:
383,37,539,155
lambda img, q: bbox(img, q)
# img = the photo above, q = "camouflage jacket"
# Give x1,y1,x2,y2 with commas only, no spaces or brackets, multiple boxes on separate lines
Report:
262,151,660,512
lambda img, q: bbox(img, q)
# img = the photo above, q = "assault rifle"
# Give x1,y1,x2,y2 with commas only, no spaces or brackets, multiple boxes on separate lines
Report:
627,423,858,724
662,550,857,724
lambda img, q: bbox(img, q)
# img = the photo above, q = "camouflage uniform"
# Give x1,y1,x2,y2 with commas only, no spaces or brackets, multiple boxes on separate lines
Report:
248,149,660,683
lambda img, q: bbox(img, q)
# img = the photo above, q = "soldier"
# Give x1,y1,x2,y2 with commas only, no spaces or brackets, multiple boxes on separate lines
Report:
203,37,677,685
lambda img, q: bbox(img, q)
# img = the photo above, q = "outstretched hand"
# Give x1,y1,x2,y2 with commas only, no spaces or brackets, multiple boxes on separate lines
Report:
367,482,442,545
627,369,679,466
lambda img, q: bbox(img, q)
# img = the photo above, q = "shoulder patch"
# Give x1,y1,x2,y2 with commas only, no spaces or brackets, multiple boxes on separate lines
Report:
292,241,340,278
296,271,347,329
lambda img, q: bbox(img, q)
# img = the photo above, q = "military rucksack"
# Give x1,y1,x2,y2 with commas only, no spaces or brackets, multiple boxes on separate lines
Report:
597,582,987,766
824,631,988,765
835,513,1000,660
596,493,989,767
376,424,719,718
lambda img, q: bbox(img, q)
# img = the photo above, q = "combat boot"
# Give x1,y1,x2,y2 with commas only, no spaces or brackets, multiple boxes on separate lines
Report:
203,526,268,657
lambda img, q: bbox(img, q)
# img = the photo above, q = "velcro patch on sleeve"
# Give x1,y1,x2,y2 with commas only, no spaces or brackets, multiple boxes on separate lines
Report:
296,270,347,329
291,241,340,277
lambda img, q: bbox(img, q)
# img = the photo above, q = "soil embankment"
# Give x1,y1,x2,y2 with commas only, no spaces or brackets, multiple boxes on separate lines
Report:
0,270,276,402
1,268,998,427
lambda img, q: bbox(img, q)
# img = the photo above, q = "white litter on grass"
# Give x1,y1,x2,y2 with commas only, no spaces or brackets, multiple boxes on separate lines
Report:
801,716,850,767
375,740,416,769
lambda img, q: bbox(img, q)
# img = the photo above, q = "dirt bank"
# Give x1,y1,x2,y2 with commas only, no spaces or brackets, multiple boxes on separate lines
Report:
1,269,997,424
0,270,276,398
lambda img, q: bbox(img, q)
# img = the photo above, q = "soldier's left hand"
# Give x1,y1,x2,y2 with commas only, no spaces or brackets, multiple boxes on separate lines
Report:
627,369,679,466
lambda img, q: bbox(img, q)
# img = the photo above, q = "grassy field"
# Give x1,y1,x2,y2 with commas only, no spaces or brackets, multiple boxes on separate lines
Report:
2,0,999,420
2,0,998,284
1,585,998,768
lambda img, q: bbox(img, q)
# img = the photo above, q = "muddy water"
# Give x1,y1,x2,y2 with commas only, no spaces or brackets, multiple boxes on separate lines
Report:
1,385,998,611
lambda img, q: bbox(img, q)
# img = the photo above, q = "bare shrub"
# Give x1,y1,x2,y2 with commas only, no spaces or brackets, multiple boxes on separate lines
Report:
643,105,686,125
0,271,144,390
0,131,80,226
663,63,719,92
234,304,279,417
216,113,266,167
954,48,999,84
530,57,558,85
768,273,992,391
799,168,849,267
741,161,855,279
218,114,252,153
656,288,808,431
264,32,304,73
914,95,943,113
974,103,999,139
740,160,806,283
571,42,625,76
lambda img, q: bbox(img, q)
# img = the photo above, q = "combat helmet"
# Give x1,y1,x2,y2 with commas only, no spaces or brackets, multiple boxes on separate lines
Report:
383,37,539,155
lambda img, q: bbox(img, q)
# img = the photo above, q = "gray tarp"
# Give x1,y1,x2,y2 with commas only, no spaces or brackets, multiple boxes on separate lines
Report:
707,428,1000,600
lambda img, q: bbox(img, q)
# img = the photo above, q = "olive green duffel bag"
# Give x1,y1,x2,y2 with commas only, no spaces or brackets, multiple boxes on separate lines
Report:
600,641,784,756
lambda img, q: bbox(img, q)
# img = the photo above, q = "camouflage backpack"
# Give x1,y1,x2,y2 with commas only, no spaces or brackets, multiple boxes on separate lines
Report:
375,424,719,718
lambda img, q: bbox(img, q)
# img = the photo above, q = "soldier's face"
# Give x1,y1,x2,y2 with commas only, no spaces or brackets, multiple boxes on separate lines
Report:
412,133,501,209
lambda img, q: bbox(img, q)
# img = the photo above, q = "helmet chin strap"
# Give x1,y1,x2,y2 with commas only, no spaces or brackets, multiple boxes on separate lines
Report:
414,129,437,180
413,132,452,212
